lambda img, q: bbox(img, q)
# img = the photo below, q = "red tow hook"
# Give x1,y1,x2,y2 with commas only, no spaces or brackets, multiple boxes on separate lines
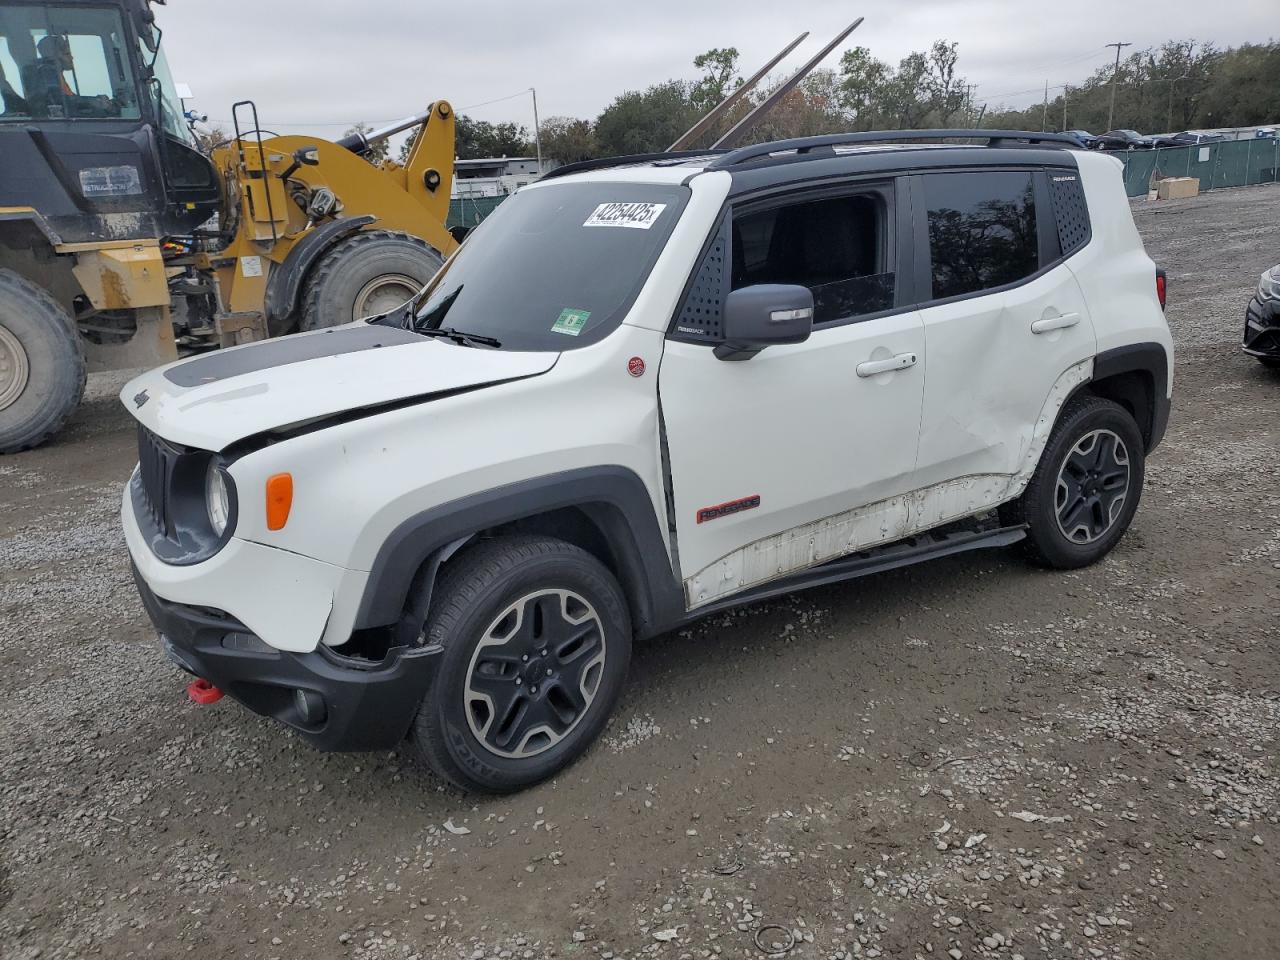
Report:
187,678,224,705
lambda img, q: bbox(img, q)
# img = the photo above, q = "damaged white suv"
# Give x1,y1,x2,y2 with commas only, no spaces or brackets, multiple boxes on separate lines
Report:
123,130,1173,792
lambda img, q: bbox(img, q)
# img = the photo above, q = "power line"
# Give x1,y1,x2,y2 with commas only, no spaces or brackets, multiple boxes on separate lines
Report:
204,88,541,131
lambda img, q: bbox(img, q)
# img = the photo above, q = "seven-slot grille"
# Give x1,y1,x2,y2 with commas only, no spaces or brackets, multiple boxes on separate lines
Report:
136,425,177,533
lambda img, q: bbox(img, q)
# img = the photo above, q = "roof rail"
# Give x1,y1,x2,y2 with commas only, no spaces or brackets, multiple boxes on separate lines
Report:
704,129,1085,170
539,149,725,182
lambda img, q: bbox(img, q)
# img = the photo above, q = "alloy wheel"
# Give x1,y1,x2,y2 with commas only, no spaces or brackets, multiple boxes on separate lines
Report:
464,589,607,759
1054,428,1131,544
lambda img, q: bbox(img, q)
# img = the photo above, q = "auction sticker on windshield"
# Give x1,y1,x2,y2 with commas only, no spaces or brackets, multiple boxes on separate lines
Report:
552,308,591,336
584,202,667,229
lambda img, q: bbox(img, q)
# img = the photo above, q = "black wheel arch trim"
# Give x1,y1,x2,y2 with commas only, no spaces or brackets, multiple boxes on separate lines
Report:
1081,341,1171,453
262,215,376,324
353,466,686,641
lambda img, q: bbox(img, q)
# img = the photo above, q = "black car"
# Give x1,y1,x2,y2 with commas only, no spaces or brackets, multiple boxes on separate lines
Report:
1066,129,1099,148
1244,265,1280,368
1094,129,1155,150
1163,131,1226,147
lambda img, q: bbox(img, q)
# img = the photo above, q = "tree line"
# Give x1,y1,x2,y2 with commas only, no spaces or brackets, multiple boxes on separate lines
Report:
196,38,1277,162
421,38,1280,166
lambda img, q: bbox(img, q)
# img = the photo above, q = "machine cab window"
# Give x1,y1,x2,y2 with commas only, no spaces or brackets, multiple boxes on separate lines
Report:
0,3,141,120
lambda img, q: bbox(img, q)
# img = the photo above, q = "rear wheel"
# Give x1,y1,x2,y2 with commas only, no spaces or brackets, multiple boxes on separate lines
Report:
412,536,631,793
0,270,86,454
299,230,443,331
1003,395,1145,569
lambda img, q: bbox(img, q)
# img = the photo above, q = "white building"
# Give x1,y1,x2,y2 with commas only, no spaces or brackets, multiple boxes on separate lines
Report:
452,157,550,199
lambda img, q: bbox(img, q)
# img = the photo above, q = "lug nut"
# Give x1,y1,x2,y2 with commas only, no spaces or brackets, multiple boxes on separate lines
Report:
522,654,529,662
515,677,522,685
531,685,539,693
546,668,553,676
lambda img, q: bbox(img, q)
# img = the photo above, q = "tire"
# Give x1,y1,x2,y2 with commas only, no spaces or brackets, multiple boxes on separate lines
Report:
0,269,86,454
412,536,632,793
298,229,443,331
1258,356,1280,370
1002,395,1145,569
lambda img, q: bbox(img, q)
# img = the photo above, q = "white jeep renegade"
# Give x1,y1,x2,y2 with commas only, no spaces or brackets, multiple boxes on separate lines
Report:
122,130,1173,793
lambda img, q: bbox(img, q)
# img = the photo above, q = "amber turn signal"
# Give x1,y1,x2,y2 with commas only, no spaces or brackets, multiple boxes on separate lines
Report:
265,473,293,530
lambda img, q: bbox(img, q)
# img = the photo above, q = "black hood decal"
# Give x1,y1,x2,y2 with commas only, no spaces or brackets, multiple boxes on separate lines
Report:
164,324,423,388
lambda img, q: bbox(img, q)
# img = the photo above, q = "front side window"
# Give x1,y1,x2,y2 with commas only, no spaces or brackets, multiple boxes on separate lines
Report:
0,3,140,121
731,191,894,325
923,171,1039,300
412,181,689,351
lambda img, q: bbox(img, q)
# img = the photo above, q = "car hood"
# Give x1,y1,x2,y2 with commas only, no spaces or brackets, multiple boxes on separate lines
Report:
121,323,558,451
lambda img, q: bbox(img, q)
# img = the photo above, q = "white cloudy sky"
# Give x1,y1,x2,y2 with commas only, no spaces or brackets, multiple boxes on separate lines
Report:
159,0,1274,135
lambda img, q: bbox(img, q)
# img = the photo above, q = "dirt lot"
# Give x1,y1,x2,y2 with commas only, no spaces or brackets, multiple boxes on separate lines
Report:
2,184,1278,960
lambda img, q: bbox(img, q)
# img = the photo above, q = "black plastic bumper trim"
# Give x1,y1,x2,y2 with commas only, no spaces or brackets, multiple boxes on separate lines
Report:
132,564,435,752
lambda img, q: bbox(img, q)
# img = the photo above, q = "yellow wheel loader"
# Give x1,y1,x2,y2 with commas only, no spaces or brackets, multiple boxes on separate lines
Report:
0,0,458,452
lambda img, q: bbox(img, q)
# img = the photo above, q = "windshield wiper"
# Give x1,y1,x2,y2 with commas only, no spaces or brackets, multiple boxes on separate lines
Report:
418,326,502,348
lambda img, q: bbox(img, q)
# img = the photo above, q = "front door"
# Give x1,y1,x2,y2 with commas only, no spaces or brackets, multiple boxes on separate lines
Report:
659,183,927,609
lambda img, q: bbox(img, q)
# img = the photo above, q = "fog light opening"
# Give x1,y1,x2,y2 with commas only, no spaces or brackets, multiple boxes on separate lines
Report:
294,688,327,726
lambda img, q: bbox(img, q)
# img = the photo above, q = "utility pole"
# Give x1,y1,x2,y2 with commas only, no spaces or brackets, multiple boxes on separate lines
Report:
529,87,543,174
1041,80,1049,132
1062,85,1069,131
1105,41,1132,131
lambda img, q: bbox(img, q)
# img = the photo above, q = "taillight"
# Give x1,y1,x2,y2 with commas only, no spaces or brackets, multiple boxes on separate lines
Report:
1155,268,1167,310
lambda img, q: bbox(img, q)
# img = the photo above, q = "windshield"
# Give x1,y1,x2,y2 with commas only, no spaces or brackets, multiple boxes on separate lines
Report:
412,181,690,351
137,24,193,146
0,3,140,121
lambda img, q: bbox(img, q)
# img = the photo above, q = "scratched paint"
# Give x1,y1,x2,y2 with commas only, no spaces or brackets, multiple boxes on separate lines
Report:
684,359,1095,609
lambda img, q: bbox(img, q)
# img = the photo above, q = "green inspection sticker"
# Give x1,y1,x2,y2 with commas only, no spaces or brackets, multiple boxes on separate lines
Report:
552,308,591,336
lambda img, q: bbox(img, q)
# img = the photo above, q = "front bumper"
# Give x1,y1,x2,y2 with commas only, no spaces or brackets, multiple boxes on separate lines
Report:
132,565,440,751
1243,296,1280,359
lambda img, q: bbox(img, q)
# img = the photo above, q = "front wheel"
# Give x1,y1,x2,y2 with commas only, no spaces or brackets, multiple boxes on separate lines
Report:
412,536,632,793
298,229,443,332
1003,395,1146,569
0,270,86,454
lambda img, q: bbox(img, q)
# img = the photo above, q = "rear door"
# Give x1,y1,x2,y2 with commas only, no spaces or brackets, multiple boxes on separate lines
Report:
659,180,927,609
908,168,1097,490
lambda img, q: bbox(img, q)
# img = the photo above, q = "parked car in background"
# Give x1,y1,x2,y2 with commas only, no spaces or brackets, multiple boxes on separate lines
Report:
1244,264,1280,369
1065,129,1099,148
1163,131,1226,147
1095,129,1155,150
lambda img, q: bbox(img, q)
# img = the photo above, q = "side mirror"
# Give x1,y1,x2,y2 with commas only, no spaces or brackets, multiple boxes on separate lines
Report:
714,284,814,361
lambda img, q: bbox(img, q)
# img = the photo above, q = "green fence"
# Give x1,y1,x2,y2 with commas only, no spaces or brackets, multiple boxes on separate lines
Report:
1120,138,1280,197
447,195,507,231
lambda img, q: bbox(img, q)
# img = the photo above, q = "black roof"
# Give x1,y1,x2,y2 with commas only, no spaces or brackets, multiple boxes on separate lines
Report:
541,129,1085,195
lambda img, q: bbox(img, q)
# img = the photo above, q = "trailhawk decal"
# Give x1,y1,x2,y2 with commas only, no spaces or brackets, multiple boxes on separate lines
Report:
583,202,667,229
697,495,761,524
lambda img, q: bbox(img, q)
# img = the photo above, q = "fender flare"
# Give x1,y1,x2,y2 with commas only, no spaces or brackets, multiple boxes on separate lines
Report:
1080,341,1172,453
352,465,686,640
262,214,376,324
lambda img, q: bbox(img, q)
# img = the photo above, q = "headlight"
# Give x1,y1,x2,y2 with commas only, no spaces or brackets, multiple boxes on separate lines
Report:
205,460,231,536
1259,266,1280,303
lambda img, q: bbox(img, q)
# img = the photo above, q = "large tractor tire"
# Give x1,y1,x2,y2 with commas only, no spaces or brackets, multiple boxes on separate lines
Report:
0,269,86,454
299,230,444,331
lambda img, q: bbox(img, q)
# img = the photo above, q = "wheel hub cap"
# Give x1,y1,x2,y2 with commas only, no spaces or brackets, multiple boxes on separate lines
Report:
351,273,421,321
464,589,606,759
1054,428,1131,544
0,323,31,412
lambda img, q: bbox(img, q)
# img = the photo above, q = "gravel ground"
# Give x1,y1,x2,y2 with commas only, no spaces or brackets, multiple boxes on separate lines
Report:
1,183,1278,960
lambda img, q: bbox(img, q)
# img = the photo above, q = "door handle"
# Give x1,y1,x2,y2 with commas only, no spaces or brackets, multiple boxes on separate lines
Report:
856,352,918,378
1031,312,1081,334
